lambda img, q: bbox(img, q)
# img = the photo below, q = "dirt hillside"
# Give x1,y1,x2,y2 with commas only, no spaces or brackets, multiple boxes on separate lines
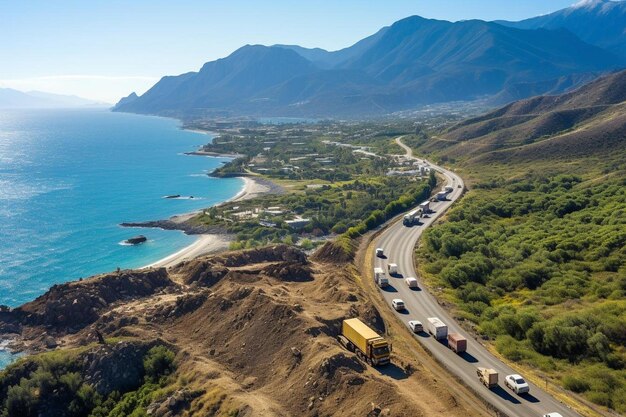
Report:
1,245,491,417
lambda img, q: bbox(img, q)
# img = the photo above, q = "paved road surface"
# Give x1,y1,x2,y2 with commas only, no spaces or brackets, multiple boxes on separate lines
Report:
372,137,581,417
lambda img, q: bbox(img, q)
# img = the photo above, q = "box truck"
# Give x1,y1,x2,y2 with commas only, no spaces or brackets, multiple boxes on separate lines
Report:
339,318,391,366
387,263,398,276
447,333,467,353
373,267,388,288
427,317,448,340
477,367,498,388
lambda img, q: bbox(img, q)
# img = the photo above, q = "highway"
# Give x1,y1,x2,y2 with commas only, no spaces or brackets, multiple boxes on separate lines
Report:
372,137,581,417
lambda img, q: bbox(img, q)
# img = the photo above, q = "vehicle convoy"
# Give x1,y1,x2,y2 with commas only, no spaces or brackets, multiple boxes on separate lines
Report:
477,367,499,389
405,277,418,288
387,263,398,275
403,208,421,226
505,374,530,394
447,333,467,353
375,248,384,257
373,267,389,288
392,299,406,311
339,318,391,366
427,317,448,340
408,320,423,333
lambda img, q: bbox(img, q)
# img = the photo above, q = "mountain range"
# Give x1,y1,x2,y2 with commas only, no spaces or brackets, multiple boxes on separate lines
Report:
0,88,107,109
429,68,626,163
114,1,626,118
498,0,626,59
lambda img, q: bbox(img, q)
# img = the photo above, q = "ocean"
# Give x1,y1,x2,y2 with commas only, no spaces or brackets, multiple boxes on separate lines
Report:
0,108,242,367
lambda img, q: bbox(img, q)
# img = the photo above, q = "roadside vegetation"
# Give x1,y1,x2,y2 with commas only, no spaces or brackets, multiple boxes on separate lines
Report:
417,172,626,412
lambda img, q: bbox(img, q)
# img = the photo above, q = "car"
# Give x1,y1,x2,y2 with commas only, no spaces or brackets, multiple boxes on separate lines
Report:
391,299,406,311
375,248,384,257
542,414,563,417
408,320,423,333
504,374,530,394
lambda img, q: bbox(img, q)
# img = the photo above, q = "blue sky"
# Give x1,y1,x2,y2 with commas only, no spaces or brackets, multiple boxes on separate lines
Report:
1,0,577,102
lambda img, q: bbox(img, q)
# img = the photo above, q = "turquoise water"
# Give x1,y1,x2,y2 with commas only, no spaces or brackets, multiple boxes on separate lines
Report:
0,108,242,308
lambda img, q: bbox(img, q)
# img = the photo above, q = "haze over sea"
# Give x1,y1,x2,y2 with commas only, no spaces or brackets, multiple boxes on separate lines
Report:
0,108,242,310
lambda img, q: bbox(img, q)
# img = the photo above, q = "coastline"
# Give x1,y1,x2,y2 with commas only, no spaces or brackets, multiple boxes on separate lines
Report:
141,175,283,268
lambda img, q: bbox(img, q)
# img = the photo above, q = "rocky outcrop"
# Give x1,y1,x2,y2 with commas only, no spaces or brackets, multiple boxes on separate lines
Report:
120,220,227,235
82,340,156,395
13,268,175,330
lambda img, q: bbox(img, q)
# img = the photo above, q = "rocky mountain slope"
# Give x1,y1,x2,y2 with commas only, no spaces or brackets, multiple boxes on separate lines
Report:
0,245,490,417
499,0,626,59
114,14,624,118
422,69,626,164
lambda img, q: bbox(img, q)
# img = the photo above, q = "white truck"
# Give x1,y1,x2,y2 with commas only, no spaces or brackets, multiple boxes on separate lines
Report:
375,248,384,258
403,208,421,226
436,191,448,201
419,201,430,214
427,317,448,340
405,277,418,288
387,263,398,276
373,267,389,288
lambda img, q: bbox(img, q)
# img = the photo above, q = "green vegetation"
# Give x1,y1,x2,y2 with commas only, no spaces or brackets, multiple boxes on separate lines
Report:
417,173,626,412
189,121,434,248
0,344,176,417
198,177,431,249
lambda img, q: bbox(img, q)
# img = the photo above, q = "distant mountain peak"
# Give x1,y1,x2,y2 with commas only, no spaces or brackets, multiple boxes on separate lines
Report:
113,12,624,117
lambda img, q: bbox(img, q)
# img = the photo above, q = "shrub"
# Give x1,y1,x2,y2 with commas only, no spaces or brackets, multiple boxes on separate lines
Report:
143,346,175,383
562,375,591,393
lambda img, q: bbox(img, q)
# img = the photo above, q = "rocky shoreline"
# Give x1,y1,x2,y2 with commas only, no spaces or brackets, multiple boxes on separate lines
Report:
120,219,226,235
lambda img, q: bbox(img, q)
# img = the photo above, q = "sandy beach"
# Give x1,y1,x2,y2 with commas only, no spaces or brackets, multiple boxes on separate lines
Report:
144,175,282,269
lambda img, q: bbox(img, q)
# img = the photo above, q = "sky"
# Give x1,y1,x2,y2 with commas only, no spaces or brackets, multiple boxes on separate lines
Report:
1,0,578,103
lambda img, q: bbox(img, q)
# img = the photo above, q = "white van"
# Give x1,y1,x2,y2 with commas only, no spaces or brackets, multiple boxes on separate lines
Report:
405,277,418,288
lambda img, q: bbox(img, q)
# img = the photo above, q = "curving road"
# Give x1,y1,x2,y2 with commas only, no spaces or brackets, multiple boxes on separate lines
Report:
372,137,581,417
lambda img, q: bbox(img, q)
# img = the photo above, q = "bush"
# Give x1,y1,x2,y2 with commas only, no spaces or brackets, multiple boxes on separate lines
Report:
562,375,590,393
143,346,175,383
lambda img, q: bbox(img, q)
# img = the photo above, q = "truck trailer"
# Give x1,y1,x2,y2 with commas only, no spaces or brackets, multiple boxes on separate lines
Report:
403,208,421,226
447,333,467,353
427,317,448,340
373,267,388,288
477,367,498,388
387,263,398,276
419,201,430,214
339,318,391,366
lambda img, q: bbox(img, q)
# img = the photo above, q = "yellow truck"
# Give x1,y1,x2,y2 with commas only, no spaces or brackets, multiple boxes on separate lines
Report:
339,318,391,366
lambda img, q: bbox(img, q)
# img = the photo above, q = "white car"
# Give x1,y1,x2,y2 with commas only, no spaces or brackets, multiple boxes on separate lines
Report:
408,320,423,333
405,277,418,288
505,374,530,394
542,414,563,417
391,299,406,311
